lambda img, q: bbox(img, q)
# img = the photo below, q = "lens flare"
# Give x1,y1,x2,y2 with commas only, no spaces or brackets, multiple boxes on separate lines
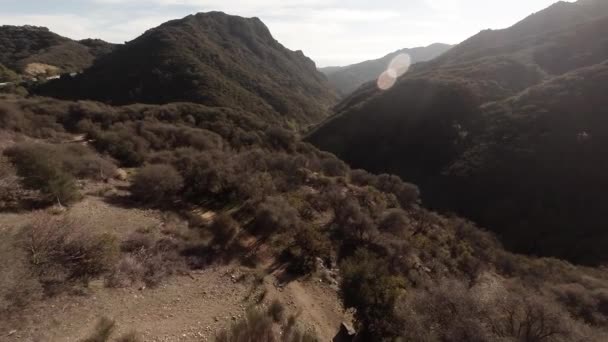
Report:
377,70,397,90
377,53,411,91
388,53,411,77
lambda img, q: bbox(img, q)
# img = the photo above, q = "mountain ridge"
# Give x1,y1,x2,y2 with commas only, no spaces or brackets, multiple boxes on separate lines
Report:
319,43,452,97
37,12,337,128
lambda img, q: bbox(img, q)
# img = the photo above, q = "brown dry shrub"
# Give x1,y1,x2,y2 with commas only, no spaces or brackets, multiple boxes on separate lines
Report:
17,213,119,292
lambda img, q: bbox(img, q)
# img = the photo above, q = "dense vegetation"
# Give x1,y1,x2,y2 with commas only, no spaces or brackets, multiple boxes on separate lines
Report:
308,0,608,265
0,25,116,75
37,12,336,128
2,95,608,340
319,43,452,97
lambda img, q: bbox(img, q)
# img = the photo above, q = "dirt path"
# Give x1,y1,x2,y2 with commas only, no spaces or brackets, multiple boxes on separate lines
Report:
2,266,251,341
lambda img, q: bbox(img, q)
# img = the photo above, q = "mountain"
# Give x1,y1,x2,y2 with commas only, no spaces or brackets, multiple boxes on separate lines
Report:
308,0,608,264
0,25,116,76
38,12,337,128
319,43,452,97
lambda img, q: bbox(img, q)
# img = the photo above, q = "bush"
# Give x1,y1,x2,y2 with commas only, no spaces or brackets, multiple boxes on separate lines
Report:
82,317,115,342
216,307,319,342
5,143,79,204
107,229,188,288
254,196,301,235
18,214,119,290
210,214,240,248
131,164,183,204
287,226,331,274
320,157,348,177
340,249,406,339
60,144,116,180
268,299,285,322
379,209,410,236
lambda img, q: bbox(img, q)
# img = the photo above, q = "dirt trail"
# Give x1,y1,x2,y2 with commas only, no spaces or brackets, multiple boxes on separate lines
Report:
1,266,345,341
2,267,251,341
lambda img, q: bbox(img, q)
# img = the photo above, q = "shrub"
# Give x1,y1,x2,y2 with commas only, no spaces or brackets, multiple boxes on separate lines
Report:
210,214,240,248
379,209,410,236
287,226,331,274
340,249,405,339
82,317,115,342
18,214,119,289
216,307,319,342
115,331,142,342
60,144,116,180
333,197,378,242
376,174,420,207
320,157,348,177
254,196,301,235
131,164,183,204
265,126,296,151
107,229,188,288
268,299,285,322
5,143,79,204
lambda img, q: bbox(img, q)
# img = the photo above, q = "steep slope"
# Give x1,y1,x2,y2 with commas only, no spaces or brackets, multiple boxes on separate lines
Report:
442,61,608,264
319,43,452,97
308,0,608,264
39,12,337,127
0,25,116,76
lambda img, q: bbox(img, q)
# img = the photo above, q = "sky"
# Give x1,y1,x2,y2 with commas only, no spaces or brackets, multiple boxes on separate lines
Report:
0,0,572,67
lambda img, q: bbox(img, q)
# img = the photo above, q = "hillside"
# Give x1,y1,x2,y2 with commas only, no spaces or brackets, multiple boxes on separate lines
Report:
0,25,116,76
308,0,608,264
319,43,452,97
38,12,337,128
2,94,608,341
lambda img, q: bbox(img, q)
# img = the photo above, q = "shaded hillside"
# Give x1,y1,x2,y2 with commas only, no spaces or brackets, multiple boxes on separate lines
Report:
319,43,452,97
442,61,608,264
38,12,337,128
0,25,116,75
308,0,608,264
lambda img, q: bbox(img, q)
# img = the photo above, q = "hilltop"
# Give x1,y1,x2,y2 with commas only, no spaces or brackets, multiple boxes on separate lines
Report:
0,25,116,76
38,12,337,128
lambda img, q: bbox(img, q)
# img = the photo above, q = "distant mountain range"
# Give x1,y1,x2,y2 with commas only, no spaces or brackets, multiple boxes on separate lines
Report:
0,25,116,77
308,0,608,264
36,12,337,128
319,43,452,97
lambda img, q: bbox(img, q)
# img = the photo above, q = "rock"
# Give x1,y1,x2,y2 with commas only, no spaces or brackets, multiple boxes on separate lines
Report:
333,322,356,342
8,330,17,336
114,168,128,181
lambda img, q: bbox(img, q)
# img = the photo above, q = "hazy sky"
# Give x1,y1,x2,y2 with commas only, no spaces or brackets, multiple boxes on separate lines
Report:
0,0,571,67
